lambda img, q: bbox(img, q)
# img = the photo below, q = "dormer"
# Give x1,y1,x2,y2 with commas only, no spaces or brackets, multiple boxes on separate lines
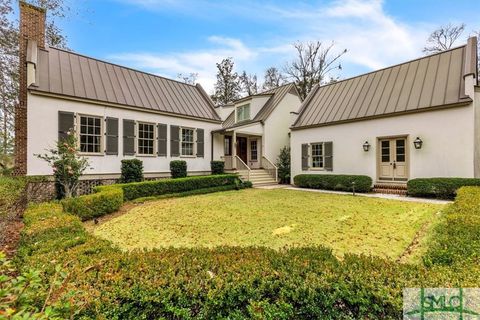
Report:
234,94,272,123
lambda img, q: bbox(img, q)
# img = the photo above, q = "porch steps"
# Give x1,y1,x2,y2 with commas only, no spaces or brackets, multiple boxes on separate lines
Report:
238,169,278,186
373,183,408,196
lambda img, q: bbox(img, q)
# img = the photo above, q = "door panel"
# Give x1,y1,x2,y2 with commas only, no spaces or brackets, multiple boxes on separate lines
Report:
378,137,408,181
236,137,248,164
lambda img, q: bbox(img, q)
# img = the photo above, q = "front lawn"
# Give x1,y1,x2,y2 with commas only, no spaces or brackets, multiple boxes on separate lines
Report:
92,189,443,259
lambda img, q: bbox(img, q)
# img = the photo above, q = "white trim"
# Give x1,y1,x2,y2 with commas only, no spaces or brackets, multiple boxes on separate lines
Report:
136,121,156,156
76,113,104,156
180,126,196,157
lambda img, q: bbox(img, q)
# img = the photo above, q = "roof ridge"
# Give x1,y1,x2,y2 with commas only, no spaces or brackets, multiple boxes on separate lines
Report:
48,46,200,89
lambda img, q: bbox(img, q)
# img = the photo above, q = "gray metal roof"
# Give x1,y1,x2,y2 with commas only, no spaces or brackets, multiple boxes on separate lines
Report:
32,47,221,122
221,83,299,130
293,40,477,129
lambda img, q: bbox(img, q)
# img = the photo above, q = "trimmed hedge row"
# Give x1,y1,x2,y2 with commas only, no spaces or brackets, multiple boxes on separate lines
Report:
61,187,124,221
407,177,480,199
96,174,241,201
15,192,480,319
424,186,480,266
294,174,372,193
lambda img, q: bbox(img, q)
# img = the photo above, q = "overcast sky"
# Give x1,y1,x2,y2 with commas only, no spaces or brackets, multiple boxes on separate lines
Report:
42,0,480,93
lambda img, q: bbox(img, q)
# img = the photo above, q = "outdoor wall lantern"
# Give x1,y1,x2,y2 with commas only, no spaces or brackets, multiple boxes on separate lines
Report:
363,141,370,152
414,137,423,149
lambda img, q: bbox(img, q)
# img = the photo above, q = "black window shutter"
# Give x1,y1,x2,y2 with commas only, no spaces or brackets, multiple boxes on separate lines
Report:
301,143,309,170
196,128,204,158
123,119,136,156
105,117,118,155
170,125,180,157
157,123,167,157
58,111,74,142
324,142,333,171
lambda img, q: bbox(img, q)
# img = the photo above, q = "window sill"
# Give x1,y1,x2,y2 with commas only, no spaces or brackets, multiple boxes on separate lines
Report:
79,152,104,157
310,168,325,171
180,155,196,158
137,154,156,157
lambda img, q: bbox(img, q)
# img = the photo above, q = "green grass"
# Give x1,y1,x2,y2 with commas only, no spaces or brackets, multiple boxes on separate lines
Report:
92,189,443,259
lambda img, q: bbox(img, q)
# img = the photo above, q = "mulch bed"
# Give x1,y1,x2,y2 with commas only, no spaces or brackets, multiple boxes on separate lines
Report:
0,216,24,258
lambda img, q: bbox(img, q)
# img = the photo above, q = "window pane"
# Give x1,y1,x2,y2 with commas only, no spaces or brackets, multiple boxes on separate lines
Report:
396,139,405,162
381,141,390,162
137,122,154,154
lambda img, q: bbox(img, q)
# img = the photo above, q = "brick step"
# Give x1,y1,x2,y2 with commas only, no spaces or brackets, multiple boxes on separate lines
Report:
373,183,407,195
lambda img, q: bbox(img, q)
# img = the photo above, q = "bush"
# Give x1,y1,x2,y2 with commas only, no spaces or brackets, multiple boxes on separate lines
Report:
170,160,187,178
97,174,241,201
276,146,291,184
294,174,372,193
61,187,123,221
424,186,480,266
120,159,144,183
407,177,480,199
0,176,26,216
210,161,225,175
16,199,480,319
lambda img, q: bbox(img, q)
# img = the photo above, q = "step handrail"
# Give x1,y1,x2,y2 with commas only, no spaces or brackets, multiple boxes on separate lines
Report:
261,156,278,182
235,155,251,181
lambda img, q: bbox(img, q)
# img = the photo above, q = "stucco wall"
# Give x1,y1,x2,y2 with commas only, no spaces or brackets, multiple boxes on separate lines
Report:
27,93,223,176
291,105,475,182
264,92,302,162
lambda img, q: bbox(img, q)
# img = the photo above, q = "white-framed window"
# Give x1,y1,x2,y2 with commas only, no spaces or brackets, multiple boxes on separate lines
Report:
311,143,324,168
181,127,195,156
224,136,232,156
79,114,103,154
137,122,155,155
250,140,258,161
236,103,250,122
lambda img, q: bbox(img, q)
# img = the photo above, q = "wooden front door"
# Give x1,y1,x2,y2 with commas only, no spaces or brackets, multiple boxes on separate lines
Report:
236,137,248,164
378,137,408,182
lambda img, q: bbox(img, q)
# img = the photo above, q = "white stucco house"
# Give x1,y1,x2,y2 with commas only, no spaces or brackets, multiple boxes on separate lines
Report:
16,2,301,191
291,37,479,191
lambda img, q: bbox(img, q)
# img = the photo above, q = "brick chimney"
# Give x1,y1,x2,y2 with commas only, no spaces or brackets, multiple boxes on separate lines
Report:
14,1,46,175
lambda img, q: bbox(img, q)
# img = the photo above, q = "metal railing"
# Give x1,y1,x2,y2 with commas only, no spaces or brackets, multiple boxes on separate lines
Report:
261,156,278,182
222,156,234,170
235,155,251,181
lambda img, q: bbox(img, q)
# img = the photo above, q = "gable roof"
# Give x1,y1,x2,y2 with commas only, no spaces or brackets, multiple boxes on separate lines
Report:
292,40,478,129
221,83,299,129
31,47,221,122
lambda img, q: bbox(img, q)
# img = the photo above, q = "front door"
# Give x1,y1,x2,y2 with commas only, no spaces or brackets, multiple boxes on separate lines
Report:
236,137,248,164
378,137,408,182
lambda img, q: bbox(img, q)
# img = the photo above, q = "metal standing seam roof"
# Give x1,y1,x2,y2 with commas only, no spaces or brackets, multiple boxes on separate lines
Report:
221,83,299,129
292,42,477,129
31,47,221,122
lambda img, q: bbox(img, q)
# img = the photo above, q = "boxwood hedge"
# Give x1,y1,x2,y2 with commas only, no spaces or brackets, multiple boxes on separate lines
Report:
407,177,480,199
294,174,372,193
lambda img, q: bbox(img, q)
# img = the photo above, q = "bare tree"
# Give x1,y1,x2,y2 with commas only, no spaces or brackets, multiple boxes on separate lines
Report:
284,41,347,99
239,71,258,96
177,72,198,85
262,67,286,91
423,23,465,54
211,58,241,105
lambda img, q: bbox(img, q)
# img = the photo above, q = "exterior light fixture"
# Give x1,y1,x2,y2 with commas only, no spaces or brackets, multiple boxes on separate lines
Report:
363,141,370,152
414,137,423,149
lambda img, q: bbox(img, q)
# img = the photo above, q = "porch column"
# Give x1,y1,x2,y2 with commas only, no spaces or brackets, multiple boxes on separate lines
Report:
232,130,237,169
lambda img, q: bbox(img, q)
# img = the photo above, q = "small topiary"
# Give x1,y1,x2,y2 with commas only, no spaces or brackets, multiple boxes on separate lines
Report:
120,159,144,183
210,161,225,175
170,160,187,178
276,146,291,184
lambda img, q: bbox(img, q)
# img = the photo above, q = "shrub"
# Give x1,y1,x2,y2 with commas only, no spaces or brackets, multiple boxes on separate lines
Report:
294,174,372,193
97,174,241,201
0,176,26,216
170,160,187,178
61,187,123,221
120,159,144,183
276,146,291,184
407,177,480,199
35,131,89,198
210,161,225,175
424,186,480,266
